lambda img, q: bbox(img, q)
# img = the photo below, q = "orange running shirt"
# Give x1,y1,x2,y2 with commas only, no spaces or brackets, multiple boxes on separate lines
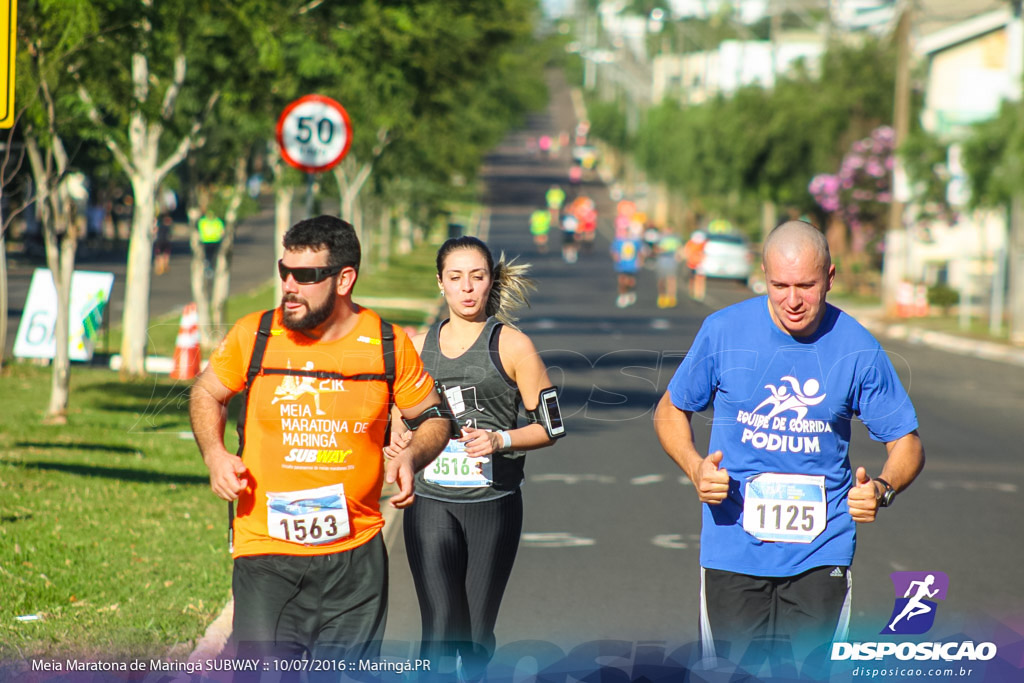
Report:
209,307,434,558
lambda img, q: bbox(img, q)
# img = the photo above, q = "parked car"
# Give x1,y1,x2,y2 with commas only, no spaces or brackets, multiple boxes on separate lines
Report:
697,232,753,284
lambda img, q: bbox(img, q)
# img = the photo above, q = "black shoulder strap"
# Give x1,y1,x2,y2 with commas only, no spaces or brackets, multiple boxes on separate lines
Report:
381,317,396,444
236,309,275,453
230,308,274,552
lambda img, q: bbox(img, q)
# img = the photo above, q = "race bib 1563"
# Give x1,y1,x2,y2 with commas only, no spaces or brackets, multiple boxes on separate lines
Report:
266,483,350,545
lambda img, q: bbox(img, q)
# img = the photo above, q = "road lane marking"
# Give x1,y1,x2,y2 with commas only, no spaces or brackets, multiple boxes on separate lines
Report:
522,532,595,548
652,534,690,549
631,474,664,485
651,319,671,330
531,473,616,485
929,481,1018,493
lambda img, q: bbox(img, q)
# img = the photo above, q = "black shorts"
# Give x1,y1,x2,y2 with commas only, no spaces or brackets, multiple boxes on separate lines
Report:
231,533,388,665
700,565,851,663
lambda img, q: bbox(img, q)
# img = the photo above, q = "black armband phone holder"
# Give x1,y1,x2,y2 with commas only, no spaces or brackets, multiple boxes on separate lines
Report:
402,381,461,438
525,386,566,439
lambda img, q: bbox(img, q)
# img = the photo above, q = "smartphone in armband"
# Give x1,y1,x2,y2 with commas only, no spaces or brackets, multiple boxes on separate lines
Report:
538,387,565,438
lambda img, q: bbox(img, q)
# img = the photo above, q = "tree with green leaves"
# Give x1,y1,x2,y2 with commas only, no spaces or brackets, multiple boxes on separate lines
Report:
14,1,98,421
627,36,896,241
68,1,261,376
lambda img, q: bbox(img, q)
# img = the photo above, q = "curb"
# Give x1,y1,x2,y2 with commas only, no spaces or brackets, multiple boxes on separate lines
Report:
187,596,233,664
838,305,1024,368
860,318,1024,368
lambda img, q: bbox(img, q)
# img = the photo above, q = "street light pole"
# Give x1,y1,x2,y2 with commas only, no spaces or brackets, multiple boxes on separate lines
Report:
882,1,912,316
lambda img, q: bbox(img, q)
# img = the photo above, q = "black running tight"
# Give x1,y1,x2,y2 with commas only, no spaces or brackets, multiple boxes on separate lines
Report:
403,490,523,678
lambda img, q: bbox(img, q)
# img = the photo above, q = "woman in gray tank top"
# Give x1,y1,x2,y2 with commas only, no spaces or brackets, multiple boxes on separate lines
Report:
385,236,562,680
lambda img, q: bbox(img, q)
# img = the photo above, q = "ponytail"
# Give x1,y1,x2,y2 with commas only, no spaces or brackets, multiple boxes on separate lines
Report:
488,254,534,327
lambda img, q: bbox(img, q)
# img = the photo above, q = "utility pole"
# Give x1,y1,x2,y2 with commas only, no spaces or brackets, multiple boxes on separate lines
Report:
1008,0,1024,343
881,1,912,316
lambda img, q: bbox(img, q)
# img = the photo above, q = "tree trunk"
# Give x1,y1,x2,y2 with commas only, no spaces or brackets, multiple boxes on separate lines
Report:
120,174,157,375
46,227,77,422
270,146,294,305
210,156,248,338
189,224,214,346
333,156,374,245
397,210,413,255
27,137,78,422
274,184,294,305
825,213,852,293
378,204,391,267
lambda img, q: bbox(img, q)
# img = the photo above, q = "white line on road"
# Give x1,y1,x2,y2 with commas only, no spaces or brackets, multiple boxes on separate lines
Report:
678,476,693,486
652,534,690,549
929,481,1018,493
651,319,671,330
631,474,665,485
531,473,616,485
522,532,596,548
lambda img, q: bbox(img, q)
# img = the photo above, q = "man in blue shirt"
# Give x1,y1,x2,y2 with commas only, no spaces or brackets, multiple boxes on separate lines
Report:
654,221,925,668
611,232,643,308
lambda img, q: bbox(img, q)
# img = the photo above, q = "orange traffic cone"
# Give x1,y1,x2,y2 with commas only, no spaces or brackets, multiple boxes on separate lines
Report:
171,303,201,380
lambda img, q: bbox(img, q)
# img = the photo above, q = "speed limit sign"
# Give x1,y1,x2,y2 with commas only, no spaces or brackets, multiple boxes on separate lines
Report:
276,95,353,173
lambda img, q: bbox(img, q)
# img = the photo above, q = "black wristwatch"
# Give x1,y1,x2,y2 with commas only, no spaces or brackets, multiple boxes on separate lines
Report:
874,477,896,508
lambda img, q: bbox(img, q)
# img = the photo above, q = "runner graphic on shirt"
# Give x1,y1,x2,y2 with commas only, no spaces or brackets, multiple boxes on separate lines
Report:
752,376,826,423
272,360,326,416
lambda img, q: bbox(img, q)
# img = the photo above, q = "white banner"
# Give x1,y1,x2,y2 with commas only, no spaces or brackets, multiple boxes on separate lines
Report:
14,269,115,361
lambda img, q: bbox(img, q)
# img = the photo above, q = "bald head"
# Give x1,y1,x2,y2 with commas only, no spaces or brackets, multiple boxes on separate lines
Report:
763,221,830,272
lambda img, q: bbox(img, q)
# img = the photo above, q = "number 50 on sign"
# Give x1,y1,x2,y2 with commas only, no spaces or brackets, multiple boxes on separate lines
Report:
276,94,352,173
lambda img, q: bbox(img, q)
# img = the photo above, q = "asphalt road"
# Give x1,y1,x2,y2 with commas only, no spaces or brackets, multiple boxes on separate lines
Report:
379,73,1024,679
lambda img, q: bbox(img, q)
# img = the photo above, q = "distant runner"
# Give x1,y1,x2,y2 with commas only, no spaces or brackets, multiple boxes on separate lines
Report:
529,208,552,254
611,230,643,308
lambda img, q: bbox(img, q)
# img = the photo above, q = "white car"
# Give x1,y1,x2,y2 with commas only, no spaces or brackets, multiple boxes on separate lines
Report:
698,232,753,284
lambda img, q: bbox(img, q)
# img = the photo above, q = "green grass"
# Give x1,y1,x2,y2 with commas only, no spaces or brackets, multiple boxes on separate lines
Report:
0,363,233,661
0,229,449,663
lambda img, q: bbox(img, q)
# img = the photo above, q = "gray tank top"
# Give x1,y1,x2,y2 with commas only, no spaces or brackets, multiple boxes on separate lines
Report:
414,316,524,502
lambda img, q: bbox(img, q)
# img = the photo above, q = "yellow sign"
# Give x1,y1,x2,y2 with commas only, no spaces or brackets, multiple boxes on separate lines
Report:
0,1,15,129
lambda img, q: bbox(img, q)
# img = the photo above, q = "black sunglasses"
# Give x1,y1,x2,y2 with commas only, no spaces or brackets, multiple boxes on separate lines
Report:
277,260,344,284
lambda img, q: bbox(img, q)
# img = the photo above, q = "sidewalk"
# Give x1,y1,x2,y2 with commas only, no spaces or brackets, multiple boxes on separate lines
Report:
840,305,1024,368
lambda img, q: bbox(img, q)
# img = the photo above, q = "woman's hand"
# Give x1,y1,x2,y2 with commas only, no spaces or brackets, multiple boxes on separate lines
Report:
458,426,501,458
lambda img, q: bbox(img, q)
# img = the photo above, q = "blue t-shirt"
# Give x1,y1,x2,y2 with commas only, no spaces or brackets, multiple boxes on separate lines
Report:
667,297,918,577
612,238,642,273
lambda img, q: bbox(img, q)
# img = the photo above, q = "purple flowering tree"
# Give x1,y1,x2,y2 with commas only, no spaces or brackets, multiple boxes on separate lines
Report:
809,126,895,271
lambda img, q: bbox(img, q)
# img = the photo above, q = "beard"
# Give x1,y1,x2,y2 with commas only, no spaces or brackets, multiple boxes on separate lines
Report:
281,292,336,331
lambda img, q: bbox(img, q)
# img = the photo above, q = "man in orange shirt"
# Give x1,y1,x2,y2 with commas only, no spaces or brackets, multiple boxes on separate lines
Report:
190,215,450,667
683,231,708,301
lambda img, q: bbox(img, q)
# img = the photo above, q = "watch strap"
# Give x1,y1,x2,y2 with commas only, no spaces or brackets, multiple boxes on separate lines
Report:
874,477,895,507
